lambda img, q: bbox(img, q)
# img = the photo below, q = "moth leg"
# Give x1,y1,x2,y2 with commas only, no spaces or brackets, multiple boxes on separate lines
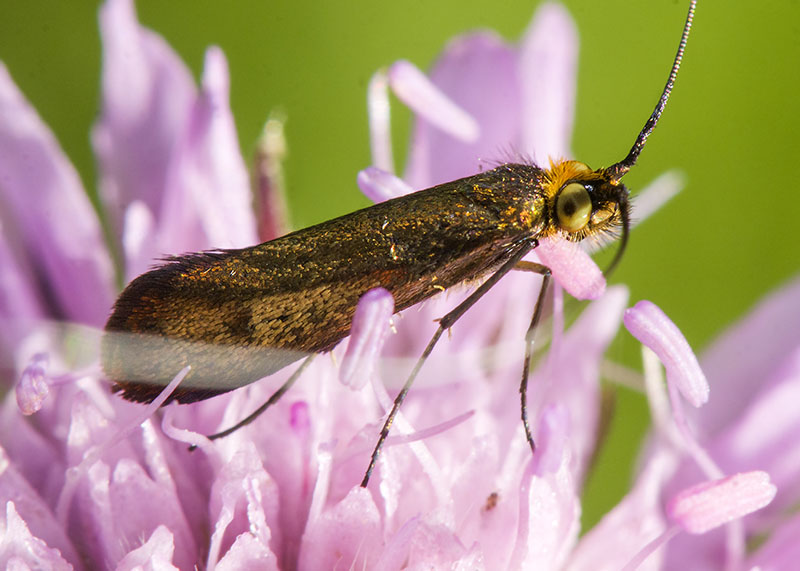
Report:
361,240,536,487
511,261,552,455
197,354,316,446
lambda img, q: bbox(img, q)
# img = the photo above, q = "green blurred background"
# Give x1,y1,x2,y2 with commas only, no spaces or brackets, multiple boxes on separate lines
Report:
1,0,797,528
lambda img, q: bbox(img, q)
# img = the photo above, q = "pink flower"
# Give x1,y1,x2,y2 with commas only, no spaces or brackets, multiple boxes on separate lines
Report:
0,1,789,569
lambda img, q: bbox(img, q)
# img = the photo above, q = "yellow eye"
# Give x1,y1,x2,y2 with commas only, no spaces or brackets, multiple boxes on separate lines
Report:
556,183,592,232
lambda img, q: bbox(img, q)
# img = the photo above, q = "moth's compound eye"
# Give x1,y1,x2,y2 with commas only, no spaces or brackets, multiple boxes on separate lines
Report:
556,183,592,232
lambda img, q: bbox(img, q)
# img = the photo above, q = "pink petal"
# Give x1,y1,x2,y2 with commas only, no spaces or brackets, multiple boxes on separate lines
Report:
252,117,290,242
357,166,414,203
519,2,578,162
536,237,605,300
624,300,709,407
93,0,196,225
631,170,685,228
747,512,800,569
158,47,256,254
298,487,382,570
63,391,116,455
513,405,580,569
375,517,419,568
403,521,484,568
700,275,800,435
531,404,569,475
116,525,177,571
138,420,209,554
69,434,196,569
192,47,257,247
540,285,628,478
207,445,281,569
667,471,776,534
15,353,49,415
701,350,800,517
404,33,520,188
0,449,79,566
389,60,479,144
120,200,157,281
340,288,394,389
57,393,139,525
0,63,115,325
55,366,188,520
216,532,279,571
0,229,44,381
367,70,394,173
0,502,72,570
83,462,117,563
568,452,671,571
0,230,43,324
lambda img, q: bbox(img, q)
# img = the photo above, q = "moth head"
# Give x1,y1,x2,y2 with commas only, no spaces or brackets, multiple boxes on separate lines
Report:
546,160,631,275
548,161,629,240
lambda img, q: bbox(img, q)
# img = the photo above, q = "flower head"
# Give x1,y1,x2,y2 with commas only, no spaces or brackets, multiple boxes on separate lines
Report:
0,1,792,569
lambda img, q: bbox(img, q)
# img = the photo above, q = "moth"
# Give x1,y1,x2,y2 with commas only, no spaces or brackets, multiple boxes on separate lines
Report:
103,0,696,486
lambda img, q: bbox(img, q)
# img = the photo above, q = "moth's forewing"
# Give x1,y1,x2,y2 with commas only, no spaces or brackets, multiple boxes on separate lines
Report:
102,164,551,404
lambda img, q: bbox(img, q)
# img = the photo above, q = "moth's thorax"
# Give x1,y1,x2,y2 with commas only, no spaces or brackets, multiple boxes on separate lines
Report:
541,160,596,198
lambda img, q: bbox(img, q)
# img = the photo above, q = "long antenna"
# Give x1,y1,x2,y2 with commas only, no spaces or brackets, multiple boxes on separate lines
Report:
606,0,696,181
